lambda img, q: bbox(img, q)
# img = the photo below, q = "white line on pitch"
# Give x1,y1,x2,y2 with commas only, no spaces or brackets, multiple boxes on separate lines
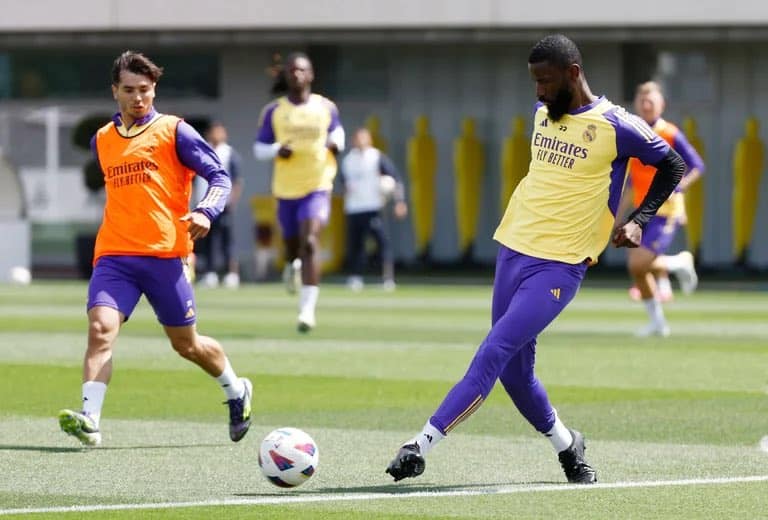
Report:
1,475,767,516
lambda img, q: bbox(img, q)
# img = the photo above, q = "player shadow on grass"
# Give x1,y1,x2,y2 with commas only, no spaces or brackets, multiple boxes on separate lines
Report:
309,481,564,494
0,443,223,453
235,480,563,497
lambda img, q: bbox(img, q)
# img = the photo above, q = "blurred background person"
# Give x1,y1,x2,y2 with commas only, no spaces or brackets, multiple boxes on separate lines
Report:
340,127,408,291
621,81,705,337
254,52,345,332
195,122,243,289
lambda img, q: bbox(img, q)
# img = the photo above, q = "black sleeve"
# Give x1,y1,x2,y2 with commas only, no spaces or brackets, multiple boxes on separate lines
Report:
627,148,685,227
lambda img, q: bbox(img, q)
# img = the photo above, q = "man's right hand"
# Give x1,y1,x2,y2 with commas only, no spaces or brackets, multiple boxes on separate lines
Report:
277,144,293,158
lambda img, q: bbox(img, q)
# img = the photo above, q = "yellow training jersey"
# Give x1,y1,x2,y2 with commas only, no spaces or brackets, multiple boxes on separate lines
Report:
494,97,670,264
256,94,341,199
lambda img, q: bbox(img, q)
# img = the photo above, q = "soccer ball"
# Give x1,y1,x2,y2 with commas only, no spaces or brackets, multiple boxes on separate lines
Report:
8,266,31,285
258,427,319,488
379,175,396,200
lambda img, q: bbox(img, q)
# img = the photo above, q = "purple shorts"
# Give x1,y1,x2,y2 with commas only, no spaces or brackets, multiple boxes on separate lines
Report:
641,215,679,255
277,190,331,239
88,255,196,327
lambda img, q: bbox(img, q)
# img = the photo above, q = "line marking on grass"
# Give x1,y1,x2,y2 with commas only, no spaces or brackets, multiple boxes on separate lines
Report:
1,475,767,516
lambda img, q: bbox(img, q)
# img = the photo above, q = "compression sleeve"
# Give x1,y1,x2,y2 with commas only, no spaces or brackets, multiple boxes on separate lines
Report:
627,148,685,227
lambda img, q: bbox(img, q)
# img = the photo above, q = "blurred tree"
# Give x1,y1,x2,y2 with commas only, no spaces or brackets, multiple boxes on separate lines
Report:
72,114,111,193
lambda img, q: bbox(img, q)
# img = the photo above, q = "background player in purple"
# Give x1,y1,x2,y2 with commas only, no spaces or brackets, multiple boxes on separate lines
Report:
254,52,345,332
385,35,686,484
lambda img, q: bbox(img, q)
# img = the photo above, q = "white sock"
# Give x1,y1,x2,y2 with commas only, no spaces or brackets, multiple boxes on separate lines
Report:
661,253,685,271
657,276,672,295
299,285,319,315
82,381,107,426
408,420,445,456
216,358,244,400
544,410,573,453
643,298,666,325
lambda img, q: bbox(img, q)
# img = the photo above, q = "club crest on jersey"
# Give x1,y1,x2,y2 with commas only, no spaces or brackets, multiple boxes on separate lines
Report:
583,124,597,143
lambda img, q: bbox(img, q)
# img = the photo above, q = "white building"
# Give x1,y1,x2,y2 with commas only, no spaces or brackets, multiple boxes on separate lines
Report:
2,1,768,274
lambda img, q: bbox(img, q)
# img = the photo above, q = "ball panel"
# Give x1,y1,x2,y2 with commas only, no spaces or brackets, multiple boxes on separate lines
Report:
259,427,319,488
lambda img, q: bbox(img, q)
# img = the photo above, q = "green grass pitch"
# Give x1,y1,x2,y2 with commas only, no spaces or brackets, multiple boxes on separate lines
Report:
0,279,766,519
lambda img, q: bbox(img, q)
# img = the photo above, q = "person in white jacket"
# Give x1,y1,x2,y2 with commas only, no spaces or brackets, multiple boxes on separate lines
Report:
339,128,407,291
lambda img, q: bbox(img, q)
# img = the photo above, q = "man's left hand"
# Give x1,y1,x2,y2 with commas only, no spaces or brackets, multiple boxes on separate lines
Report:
393,201,408,219
612,219,642,248
180,211,211,240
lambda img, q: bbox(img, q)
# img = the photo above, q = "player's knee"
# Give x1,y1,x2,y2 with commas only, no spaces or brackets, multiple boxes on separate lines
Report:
467,345,511,390
504,372,536,393
87,318,117,347
170,337,199,360
300,234,318,257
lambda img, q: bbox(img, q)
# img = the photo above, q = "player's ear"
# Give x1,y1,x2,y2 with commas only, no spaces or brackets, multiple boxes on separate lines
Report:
567,63,581,81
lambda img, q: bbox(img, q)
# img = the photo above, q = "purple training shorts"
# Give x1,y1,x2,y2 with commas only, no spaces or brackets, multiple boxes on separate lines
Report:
87,255,196,327
277,190,331,239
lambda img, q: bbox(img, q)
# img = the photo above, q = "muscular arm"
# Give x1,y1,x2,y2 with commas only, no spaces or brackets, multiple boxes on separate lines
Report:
175,121,232,222
672,131,705,192
253,102,283,160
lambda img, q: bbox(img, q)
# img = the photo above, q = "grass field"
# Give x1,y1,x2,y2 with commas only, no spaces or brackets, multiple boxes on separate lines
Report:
0,278,766,519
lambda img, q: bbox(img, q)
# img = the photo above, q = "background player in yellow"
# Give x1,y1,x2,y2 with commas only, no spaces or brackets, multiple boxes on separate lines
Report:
386,34,685,485
732,117,764,264
254,52,345,332
407,115,437,260
453,117,484,261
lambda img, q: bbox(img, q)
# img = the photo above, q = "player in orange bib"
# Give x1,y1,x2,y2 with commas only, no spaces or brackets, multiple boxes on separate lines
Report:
57,51,252,446
622,82,704,337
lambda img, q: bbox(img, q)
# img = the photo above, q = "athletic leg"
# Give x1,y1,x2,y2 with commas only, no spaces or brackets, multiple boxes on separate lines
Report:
296,191,331,331
141,256,253,442
386,249,587,480
59,256,142,446
277,198,302,294
368,211,395,287
345,212,368,289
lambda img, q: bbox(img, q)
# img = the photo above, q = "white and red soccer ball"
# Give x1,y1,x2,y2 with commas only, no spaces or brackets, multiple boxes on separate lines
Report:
258,427,319,488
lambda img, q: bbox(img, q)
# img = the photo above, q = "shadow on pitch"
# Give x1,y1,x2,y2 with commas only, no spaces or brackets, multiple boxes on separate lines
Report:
235,480,563,497
309,481,557,494
0,443,223,453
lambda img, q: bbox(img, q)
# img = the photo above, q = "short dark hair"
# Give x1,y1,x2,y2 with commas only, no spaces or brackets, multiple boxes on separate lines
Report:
111,51,164,85
528,34,582,69
285,51,311,68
